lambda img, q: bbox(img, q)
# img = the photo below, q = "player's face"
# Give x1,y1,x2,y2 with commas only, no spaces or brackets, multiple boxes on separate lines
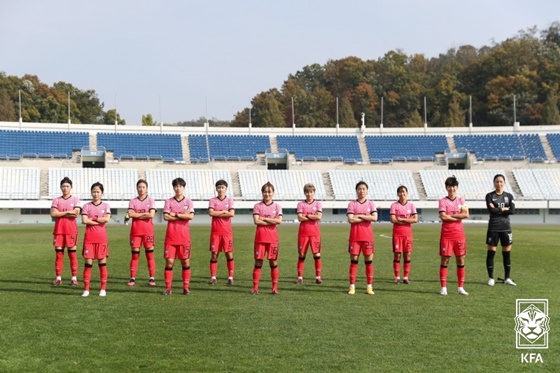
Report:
60,183,72,197
262,187,274,203
494,177,505,193
446,184,458,198
356,185,368,201
398,188,407,202
173,184,185,198
91,186,103,202
216,185,227,198
137,183,147,197
304,189,315,202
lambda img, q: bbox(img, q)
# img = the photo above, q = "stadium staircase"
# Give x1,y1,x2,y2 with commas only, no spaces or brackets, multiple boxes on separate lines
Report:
269,136,279,153
445,135,457,153
357,136,370,164
40,169,49,198
413,172,427,200
506,171,522,196
182,136,190,163
231,170,242,198
539,134,555,161
322,172,334,200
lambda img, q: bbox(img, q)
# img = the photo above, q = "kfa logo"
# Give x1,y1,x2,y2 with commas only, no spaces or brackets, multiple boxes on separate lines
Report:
515,299,549,349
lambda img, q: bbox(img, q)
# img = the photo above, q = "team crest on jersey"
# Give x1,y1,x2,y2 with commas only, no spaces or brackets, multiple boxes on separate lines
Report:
505,197,509,203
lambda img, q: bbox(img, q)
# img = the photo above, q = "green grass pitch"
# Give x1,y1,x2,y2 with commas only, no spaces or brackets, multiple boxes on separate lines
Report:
0,224,558,372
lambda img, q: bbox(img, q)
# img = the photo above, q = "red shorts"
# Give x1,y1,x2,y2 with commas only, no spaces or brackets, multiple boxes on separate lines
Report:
440,238,467,257
348,241,375,256
254,242,279,261
298,235,321,255
392,235,413,253
82,243,109,260
53,234,78,248
130,235,155,249
209,233,234,253
164,244,191,260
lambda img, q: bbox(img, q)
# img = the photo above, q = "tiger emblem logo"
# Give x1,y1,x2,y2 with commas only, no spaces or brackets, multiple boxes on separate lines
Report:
514,303,550,347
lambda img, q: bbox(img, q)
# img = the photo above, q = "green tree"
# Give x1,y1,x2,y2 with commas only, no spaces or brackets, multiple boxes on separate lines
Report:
338,96,356,127
0,89,16,121
102,109,126,125
445,96,465,127
251,90,284,127
142,114,156,126
541,86,560,124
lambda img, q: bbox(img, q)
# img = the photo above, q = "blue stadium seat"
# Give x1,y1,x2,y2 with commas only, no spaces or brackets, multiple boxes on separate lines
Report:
364,135,447,162
188,134,270,163
0,130,89,158
454,134,547,161
277,135,362,162
97,133,183,161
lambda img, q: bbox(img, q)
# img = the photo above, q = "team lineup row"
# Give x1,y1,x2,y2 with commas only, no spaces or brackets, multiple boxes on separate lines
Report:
50,174,517,297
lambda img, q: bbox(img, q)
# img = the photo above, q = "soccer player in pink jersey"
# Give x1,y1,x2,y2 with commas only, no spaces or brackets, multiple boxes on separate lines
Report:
81,182,111,297
127,179,157,287
346,181,378,295
252,182,283,295
208,179,235,285
162,177,195,295
296,183,323,285
438,176,469,296
50,177,81,287
389,185,418,285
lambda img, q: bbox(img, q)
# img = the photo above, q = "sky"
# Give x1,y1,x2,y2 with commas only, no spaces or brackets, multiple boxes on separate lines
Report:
1,1,558,125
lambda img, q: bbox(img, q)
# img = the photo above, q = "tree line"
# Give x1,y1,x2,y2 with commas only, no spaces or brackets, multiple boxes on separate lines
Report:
1,23,559,128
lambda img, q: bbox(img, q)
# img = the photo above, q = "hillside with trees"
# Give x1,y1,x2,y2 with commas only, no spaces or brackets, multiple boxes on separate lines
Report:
1,23,559,128
232,23,560,128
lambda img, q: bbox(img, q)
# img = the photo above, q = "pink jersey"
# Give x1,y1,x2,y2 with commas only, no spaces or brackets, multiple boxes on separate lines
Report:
389,200,417,237
347,199,377,242
438,196,466,240
208,196,234,235
82,201,111,244
128,196,156,236
253,201,282,243
297,199,322,237
163,196,195,245
51,195,81,235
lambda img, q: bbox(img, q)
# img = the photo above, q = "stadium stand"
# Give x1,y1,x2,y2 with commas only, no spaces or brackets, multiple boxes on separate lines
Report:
419,169,514,200
145,169,233,200
97,133,183,162
0,130,89,159
364,135,448,163
513,169,560,200
238,170,325,200
329,170,419,201
49,168,138,200
546,133,560,161
276,135,362,163
0,167,40,199
188,134,270,163
453,134,547,161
